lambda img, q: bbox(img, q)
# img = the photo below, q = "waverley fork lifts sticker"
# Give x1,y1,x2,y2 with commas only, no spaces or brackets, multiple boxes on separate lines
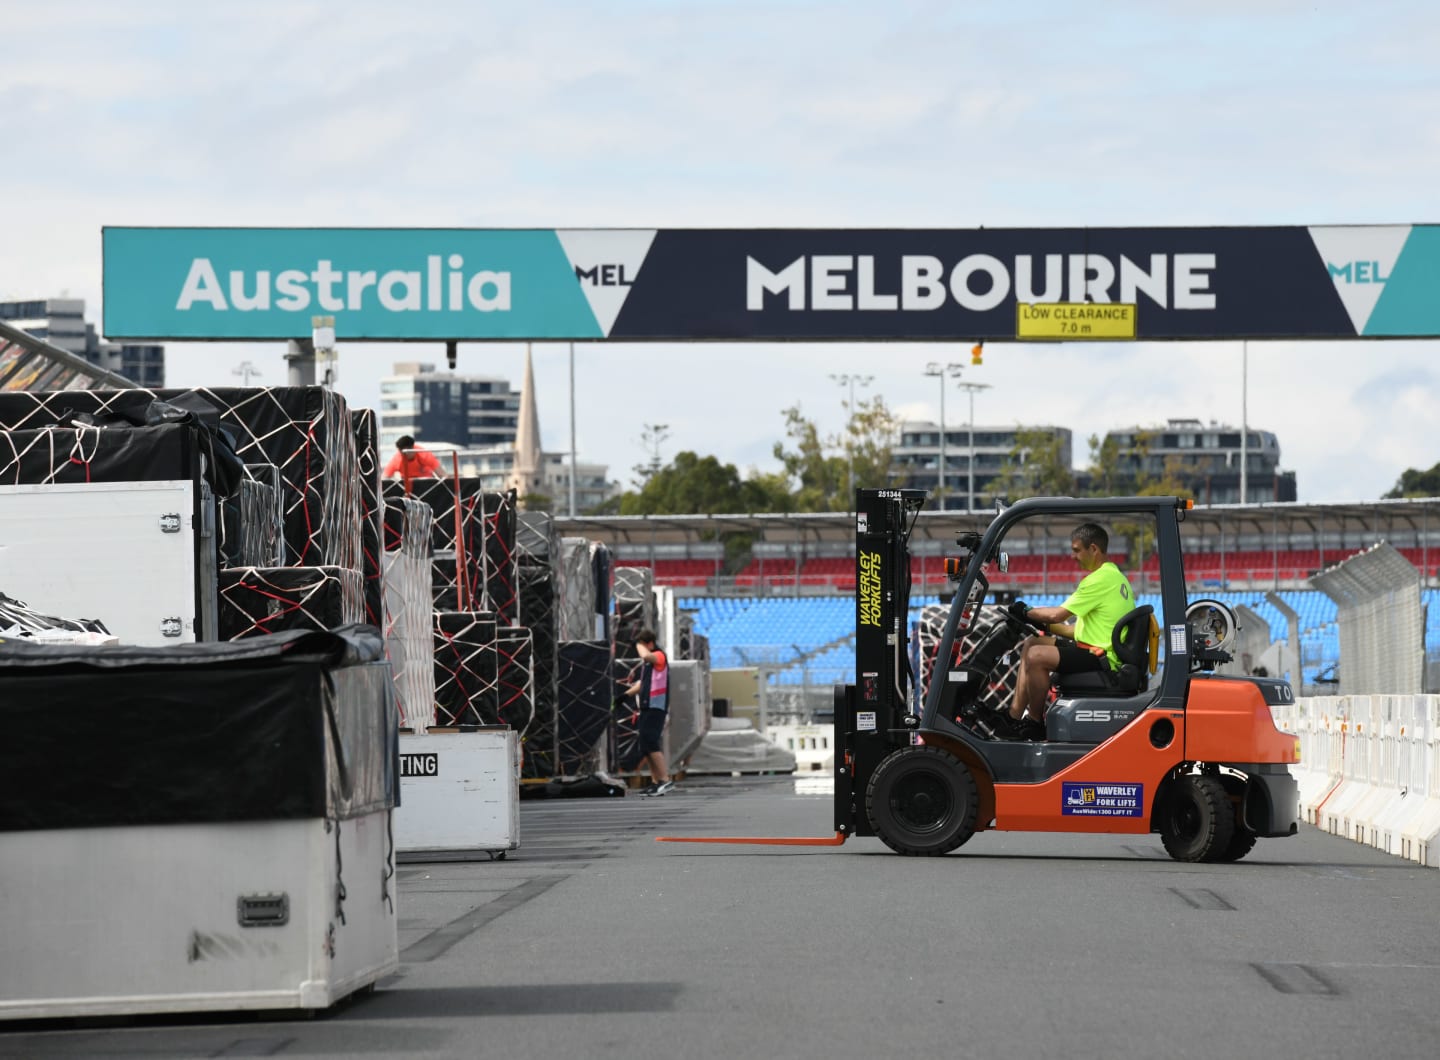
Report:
1061,782,1144,817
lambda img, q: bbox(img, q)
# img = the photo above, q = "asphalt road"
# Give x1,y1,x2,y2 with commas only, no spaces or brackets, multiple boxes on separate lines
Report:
4,774,1438,1059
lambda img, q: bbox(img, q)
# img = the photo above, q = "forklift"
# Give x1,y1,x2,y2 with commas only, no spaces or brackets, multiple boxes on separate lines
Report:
835,488,1300,861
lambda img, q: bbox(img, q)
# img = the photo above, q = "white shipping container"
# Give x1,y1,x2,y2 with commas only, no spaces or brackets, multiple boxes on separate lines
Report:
394,729,521,859
0,479,216,644
0,812,399,1019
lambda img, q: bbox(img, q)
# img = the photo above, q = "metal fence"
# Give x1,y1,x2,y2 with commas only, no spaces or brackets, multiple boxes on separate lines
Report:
1310,543,1424,696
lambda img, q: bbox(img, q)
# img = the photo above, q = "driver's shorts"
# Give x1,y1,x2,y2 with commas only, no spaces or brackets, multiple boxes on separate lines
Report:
1054,640,1109,675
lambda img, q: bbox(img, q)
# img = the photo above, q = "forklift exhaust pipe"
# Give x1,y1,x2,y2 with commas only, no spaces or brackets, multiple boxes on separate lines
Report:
656,832,848,846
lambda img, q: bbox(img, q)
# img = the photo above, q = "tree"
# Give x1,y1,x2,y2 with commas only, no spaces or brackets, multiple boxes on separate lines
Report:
1384,462,1440,498
773,395,900,511
619,451,792,516
988,427,1075,502
1084,429,1165,497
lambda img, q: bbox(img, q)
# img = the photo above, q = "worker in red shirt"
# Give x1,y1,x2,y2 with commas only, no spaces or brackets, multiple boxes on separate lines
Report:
382,435,442,491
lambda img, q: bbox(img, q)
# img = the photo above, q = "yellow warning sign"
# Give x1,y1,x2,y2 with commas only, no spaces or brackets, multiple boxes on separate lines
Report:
1016,302,1137,340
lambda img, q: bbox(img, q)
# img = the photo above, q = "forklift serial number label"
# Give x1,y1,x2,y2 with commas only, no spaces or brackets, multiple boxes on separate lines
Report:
1061,782,1143,817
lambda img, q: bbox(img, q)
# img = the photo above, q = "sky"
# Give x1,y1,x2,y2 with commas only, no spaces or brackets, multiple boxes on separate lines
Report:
3,0,1438,503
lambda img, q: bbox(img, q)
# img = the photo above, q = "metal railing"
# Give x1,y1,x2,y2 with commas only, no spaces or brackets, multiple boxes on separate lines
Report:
1310,543,1424,696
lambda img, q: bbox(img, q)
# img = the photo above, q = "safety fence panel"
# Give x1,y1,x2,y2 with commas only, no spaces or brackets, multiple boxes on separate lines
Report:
1279,695,1440,868
1310,543,1423,695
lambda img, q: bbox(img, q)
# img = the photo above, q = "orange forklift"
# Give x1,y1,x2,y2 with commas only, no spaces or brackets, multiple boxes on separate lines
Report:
835,488,1300,860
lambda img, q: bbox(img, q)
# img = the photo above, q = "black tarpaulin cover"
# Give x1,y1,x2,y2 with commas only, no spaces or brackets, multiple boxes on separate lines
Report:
0,387,362,570
558,640,613,775
218,565,364,640
0,625,397,831
351,408,385,630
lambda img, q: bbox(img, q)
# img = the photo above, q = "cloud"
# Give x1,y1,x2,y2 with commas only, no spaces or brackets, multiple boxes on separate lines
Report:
4,1,1440,507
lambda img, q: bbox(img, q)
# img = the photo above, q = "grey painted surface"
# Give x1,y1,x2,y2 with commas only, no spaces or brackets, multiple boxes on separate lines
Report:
5,775,1438,1058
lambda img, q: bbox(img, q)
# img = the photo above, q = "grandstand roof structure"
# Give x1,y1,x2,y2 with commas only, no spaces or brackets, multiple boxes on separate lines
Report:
0,319,133,392
556,497,1440,551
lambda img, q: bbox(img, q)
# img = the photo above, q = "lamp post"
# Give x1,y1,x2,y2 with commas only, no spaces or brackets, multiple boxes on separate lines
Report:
1240,340,1249,506
568,342,578,517
828,373,873,505
956,382,991,512
923,362,965,509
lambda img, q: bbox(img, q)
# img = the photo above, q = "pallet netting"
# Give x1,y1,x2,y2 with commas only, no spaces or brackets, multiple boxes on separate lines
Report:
918,602,1021,712
350,409,384,631
482,489,519,626
609,566,655,772
516,510,557,567
219,470,282,569
558,537,597,641
557,640,613,775
592,541,614,644
217,565,364,641
0,387,362,571
383,496,436,732
245,463,285,565
383,477,484,613
433,610,500,728
517,563,560,775
496,626,536,733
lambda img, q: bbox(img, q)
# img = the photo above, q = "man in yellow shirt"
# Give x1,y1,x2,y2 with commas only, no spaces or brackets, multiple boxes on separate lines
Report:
992,523,1135,740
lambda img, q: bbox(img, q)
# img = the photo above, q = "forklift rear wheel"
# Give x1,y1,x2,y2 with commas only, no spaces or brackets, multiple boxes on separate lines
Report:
1159,774,1235,862
1213,826,1258,862
866,746,979,856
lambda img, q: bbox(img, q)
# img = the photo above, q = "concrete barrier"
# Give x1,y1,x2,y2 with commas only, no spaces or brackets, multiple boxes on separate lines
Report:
1277,696,1440,868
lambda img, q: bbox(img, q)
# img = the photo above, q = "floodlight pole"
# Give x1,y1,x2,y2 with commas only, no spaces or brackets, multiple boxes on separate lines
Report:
956,382,991,512
1240,340,1249,505
569,342,578,517
829,372,873,506
924,362,965,510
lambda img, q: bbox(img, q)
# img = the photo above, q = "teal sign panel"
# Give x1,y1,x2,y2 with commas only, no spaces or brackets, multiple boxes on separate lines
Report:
102,228,605,340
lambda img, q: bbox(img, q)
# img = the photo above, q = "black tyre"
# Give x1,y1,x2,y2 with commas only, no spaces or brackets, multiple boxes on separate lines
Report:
1159,774,1235,862
866,746,979,856
1212,826,1258,863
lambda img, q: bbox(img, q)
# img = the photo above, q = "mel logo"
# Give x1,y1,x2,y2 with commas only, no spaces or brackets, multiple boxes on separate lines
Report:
574,264,635,287
1327,260,1391,284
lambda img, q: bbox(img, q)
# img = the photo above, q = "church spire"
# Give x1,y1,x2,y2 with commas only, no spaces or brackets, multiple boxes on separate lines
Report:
510,343,544,501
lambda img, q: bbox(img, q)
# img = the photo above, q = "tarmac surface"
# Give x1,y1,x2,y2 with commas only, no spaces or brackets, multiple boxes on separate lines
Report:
4,772,1439,1059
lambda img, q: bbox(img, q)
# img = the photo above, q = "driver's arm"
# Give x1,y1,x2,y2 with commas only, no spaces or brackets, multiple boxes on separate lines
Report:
1025,605,1075,638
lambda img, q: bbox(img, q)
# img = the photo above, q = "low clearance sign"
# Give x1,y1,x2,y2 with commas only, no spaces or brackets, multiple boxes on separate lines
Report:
100,225,1440,341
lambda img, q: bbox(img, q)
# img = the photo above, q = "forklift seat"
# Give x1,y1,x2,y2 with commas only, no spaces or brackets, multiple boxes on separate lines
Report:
1053,605,1156,697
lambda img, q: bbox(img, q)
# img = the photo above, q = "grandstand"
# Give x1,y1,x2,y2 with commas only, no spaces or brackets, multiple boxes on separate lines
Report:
680,588,1440,700
558,499,1440,708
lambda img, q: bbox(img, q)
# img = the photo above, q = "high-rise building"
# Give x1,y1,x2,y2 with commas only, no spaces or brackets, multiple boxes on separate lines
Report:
1092,418,1296,505
378,356,618,513
377,362,520,451
0,298,165,387
892,422,1073,510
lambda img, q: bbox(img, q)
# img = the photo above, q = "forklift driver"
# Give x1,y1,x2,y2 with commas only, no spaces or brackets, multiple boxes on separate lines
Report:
990,523,1135,741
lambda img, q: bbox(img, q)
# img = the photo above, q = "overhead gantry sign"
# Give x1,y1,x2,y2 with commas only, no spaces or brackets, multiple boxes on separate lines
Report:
101,225,1438,342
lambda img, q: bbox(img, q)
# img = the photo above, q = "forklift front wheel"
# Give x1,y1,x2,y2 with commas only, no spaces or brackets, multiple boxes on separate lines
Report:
1158,774,1235,862
866,746,979,856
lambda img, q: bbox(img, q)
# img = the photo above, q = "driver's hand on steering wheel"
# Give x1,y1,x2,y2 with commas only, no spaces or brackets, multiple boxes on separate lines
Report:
1006,600,1031,622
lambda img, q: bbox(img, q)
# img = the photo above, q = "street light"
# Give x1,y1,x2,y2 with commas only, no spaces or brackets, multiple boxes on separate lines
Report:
956,382,991,512
232,360,262,386
923,362,965,509
828,373,873,505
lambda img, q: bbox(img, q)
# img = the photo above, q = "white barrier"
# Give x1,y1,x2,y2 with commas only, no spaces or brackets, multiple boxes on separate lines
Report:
1275,696,1440,867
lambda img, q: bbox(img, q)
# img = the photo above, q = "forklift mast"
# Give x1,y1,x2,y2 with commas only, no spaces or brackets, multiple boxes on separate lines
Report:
834,488,927,836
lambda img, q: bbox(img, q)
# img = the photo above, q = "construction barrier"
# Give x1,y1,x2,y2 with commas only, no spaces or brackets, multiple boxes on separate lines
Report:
1274,696,1440,867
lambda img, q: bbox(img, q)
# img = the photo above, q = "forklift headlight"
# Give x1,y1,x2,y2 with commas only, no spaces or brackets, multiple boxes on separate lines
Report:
1294,738,1302,762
